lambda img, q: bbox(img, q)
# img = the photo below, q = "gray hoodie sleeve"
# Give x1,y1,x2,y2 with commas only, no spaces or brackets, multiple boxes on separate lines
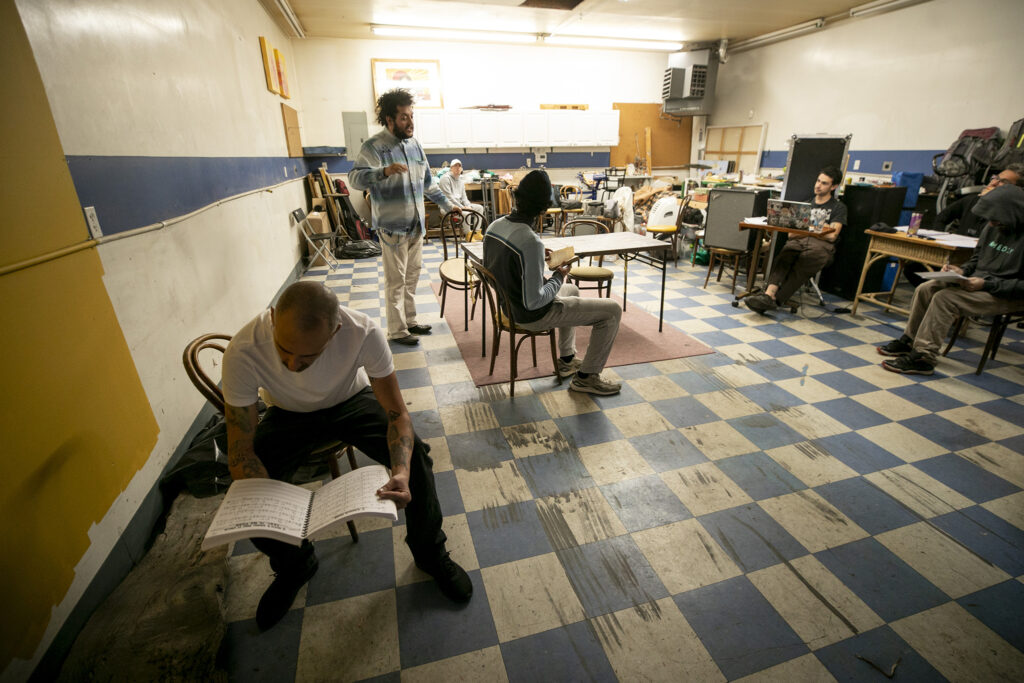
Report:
519,230,564,311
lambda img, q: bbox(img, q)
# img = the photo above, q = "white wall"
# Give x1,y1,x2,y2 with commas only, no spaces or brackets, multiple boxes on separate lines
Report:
293,38,668,148
712,0,1024,152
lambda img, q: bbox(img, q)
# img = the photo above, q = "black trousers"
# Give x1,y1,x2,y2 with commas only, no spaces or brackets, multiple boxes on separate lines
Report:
766,238,834,304
250,387,446,574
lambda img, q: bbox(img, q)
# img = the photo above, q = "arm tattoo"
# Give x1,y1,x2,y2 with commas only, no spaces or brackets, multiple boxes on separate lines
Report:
386,409,414,469
225,405,264,477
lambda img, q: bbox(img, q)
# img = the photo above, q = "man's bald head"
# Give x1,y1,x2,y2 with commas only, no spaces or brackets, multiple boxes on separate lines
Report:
275,281,341,333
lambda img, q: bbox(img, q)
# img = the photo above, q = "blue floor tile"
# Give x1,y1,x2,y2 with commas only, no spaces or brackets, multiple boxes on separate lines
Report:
815,398,889,430
517,450,596,498
813,331,862,348
887,382,968,412
815,538,948,622
728,414,806,450
434,469,465,515
750,339,805,358
610,362,661,379
446,429,514,469
813,432,904,475
307,528,395,605
814,477,919,536
665,369,729,395
737,383,804,411
553,412,625,448
715,452,807,500
501,622,617,683
814,370,880,396
651,395,722,428
811,348,866,370
557,535,668,617
694,330,746,348
748,358,807,381
601,474,693,532
930,506,1024,576
698,503,808,572
974,398,1024,426
587,382,647,409
396,570,498,668
898,414,990,452
814,625,944,682
409,409,445,439
629,429,710,472
219,609,302,681
488,394,552,427
466,500,555,568
396,367,433,389
913,454,1020,503
673,575,808,680
958,580,1024,652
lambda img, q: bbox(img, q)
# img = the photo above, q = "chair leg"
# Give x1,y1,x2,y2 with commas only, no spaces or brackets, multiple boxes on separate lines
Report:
439,282,448,317
729,254,739,295
548,332,560,383
942,316,966,357
489,321,501,375
977,315,1008,374
703,254,715,289
509,332,518,397
530,336,538,366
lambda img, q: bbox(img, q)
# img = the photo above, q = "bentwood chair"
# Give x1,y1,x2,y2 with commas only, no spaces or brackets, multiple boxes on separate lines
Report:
942,311,1024,374
437,209,485,328
471,263,560,397
560,218,615,298
182,334,359,541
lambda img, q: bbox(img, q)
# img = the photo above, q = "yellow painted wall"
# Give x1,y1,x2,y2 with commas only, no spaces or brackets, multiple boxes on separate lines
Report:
1,0,160,668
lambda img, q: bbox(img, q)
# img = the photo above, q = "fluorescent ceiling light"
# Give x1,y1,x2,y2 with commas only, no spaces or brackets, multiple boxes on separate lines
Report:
371,25,538,44
729,18,824,52
544,35,683,51
850,0,927,18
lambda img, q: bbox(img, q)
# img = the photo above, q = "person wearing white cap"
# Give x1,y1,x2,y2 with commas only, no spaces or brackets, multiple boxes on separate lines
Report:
438,159,484,233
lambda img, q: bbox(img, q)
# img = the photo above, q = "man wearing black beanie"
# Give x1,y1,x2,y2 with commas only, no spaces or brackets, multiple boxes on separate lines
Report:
483,170,623,394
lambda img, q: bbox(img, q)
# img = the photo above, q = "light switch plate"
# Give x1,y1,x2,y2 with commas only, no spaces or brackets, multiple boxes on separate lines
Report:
84,206,103,239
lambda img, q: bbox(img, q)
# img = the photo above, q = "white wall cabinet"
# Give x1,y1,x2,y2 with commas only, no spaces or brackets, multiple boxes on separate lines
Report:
416,110,618,150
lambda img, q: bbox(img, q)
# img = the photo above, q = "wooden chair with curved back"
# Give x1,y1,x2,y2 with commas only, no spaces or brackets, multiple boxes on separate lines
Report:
437,209,485,329
182,333,360,541
470,263,559,397
559,184,585,229
560,218,615,298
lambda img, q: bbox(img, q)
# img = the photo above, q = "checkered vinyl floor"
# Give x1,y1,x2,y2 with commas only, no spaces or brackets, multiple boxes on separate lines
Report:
219,242,1024,682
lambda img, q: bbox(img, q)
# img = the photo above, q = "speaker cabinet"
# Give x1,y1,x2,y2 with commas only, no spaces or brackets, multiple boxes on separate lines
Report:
704,188,770,252
820,185,907,301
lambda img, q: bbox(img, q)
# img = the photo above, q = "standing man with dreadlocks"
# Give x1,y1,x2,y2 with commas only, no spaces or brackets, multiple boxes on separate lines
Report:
350,89,457,346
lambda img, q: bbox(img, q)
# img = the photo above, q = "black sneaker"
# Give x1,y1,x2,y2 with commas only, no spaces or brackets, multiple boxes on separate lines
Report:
408,324,433,335
415,551,473,603
881,351,935,375
877,336,913,357
391,334,420,346
744,292,777,314
256,556,319,630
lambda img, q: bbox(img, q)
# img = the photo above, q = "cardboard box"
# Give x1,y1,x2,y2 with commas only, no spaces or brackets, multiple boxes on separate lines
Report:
305,211,333,266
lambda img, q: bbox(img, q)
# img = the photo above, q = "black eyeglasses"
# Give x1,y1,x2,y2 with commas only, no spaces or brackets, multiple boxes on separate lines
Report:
990,175,1011,186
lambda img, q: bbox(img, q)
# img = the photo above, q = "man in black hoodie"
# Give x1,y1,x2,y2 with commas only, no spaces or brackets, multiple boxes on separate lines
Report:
878,184,1024,374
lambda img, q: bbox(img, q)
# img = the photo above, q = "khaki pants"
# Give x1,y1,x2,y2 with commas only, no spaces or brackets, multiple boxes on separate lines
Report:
517,283,623,374
905,279,1024,362
379,231,424,339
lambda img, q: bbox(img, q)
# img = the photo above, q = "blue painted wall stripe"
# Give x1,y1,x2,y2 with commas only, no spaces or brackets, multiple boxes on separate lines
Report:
760,149,945,175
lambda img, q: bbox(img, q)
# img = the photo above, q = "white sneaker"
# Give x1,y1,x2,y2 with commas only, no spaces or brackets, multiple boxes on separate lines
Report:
556,357,583,378
569,373,621,396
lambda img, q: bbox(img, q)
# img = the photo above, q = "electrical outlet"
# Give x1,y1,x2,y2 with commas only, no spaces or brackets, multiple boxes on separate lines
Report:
526,157,532,168
853,159,861,170
83,206,103,239
535,151,547,163
283,165,288,177
882,161,893,171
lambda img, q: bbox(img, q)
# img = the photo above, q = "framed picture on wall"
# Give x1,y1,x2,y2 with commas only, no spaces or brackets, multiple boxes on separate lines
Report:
371,59,443,109
259,36,280,94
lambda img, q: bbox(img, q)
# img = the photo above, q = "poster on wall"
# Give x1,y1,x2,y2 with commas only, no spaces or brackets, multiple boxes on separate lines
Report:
259,36,280,94
274,48,290,99
371,59,443,108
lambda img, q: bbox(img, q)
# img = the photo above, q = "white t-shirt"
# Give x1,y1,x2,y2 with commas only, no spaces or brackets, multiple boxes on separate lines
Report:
222,305,394,412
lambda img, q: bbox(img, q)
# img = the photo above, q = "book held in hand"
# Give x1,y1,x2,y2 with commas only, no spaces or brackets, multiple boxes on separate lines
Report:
546,246,576,269
918,271,968,283
201,464,398,549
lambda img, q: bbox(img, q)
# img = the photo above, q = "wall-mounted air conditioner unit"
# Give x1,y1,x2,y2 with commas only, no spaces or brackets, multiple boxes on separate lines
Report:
662,49,718,116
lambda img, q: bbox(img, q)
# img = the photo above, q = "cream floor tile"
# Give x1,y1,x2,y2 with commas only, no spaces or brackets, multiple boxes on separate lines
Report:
402,385,437,413
350,284,379,293
603,403,675,438
843,343,893,364
537,390,599,418
687,305,725,319
733,653,837,682
424,436,452,472
578,439,655,485
481,553,587,642
713,363,770,388
844,365,915,390
773,405,850,440
652,357,698,374
627,374,689,401
938,405,1023,440
876,522,1010,598
592,597,725,682
660,462,753,516
296,589,399,682
721,325,774,343
765,442,860,487
841,326,891,344
349,298,382,310
748,555,883,651
777,353,841,375
864,465,974,518
923,377,1000,405
223,552,274,623
759,490,869,552
692,293,727,306
418,333,459,351
716,343,773,364
856,423,947,463
680,421,759,460
850,390,930,420
455,461,534,513
990,364,1024,386
535,487,628,550
502,420,570,458
633,519,743,594
677,319,720,335
777,335,835,354
439,401,499,435
401,646,508,683
773,377,846,403
981,491,1024,530
702,387,765,420
427,362,473,385
393,513,479,587
957,442,1024,489
413,292,437,305
393,350,427,370
784,319,834,335
892,602,1024,682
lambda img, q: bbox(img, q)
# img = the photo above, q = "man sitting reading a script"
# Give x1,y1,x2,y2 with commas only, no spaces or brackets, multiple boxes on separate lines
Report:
221,281,471,630
483,169,623,395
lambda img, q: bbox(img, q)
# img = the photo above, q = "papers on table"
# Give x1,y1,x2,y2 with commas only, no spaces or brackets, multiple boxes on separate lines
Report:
743,216,768,225
894,226,978,249
918,271,969,283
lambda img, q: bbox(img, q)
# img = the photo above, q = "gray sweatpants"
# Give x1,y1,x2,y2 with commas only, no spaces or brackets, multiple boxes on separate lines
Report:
517,283,623,374
905,279,1024,362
